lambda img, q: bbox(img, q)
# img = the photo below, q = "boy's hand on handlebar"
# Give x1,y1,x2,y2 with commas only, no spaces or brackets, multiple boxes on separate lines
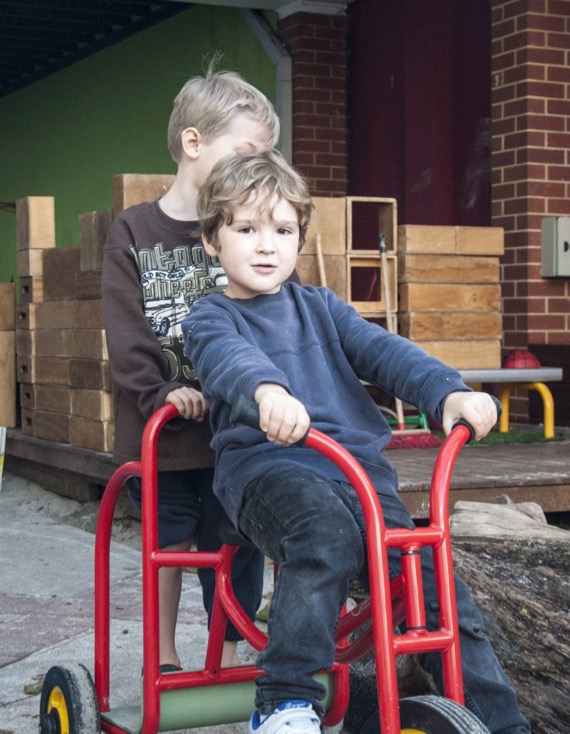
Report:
254,384,310,446
165,387,209,422
442,391,498,440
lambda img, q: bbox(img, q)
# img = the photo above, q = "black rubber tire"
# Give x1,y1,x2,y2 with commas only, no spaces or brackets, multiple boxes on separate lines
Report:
38,663,100,734
360,694,491,734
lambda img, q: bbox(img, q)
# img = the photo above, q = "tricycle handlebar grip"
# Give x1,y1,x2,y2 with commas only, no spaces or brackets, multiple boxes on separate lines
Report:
230,395,262,429
230,395,310,447
451,394,502,442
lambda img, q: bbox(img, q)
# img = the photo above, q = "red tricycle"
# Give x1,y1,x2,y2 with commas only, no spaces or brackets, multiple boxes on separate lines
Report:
38,397,495,734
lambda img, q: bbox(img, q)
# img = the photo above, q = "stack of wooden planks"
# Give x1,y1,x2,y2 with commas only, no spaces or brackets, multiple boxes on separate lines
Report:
0,282,16,429
398,225,504,369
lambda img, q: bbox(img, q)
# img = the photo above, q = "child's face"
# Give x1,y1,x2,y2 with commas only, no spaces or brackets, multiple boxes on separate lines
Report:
203,195,300,300
195,114,271,188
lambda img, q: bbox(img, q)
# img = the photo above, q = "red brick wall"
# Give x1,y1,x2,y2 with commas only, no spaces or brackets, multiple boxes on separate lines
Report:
491,0,570,352
491,0,570,424
278,12,348,196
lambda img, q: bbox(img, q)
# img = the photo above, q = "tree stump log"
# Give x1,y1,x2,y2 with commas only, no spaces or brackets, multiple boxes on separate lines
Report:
343,500,570,734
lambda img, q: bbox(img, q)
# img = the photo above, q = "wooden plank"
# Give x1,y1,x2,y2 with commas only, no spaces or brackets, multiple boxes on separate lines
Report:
399,312,503,341
67,329,108,360
16,329,34,357
0,283,15,330
70,359,112,391
19,276,44,305
75,269,102,300
79,209,112,271
42,247,80,301
456,226,504,255
71,389,113,421
17,249,44,277
398,224,456,254
69,416,114,452
18,356,71,386
34,329,66,356
0,331,16,427
30,410,70,443
16,303,37,330
112,173,174,217
399,283,501,312
16,196,56,251
16,355,35,384
34,385,72,415
302,197,347,256
34,300,104,330
398,254,500,284
412,340,502,369
296,254,347,297
19,383,35,410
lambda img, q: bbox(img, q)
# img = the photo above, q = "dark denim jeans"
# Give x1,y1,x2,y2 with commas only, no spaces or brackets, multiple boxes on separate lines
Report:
238,463,530,734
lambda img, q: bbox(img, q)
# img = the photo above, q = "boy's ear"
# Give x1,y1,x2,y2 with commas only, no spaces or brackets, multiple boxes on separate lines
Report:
181,127,201,159
202,235,218,258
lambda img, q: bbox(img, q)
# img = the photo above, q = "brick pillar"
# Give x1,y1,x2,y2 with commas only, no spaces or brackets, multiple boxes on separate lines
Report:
491,0,570,353
278,11,348,196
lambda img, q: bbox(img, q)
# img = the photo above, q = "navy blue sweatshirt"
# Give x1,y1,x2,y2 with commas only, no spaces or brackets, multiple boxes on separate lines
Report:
183,283,468,525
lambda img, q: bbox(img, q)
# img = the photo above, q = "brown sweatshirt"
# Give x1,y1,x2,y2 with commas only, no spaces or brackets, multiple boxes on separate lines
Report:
102,199,217,470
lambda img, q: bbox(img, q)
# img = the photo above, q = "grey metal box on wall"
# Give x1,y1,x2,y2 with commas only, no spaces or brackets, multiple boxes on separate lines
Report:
541,217,570,277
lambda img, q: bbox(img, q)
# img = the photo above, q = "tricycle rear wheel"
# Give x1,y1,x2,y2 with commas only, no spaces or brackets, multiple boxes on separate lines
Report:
360,694,491,734
38,663,100,734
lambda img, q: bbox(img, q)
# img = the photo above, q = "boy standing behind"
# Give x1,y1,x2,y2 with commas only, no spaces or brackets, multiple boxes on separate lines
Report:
183,150,530,734
102,66,279,671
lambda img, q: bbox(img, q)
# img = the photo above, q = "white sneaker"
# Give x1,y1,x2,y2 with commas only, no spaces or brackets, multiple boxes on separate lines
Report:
249,700,321,734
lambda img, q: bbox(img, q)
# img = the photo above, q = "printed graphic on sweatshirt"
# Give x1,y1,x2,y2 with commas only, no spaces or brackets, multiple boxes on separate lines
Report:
132,241,226,381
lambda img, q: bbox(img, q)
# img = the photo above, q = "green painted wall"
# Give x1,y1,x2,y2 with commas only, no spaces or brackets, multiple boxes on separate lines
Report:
0,5,276,285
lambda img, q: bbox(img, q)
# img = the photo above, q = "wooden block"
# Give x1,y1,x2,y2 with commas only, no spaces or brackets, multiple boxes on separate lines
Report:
34,300,104,330
34,385,72,414
71,389,113,421
398,225,456,254
399,283,501,313
43,246,80,301
112,173,174,217
296,254,347,298
67,329,108,360
69,415,114,452
304,197,347,256
0,282,16,330
79,209,112,271
398,254,500,284
32,410,70,443
19,276,44,305
16,355,35,384
19,383,35,410
20,408,34,436
347,255,398,315
16,196,56,250
347,197,398,254
70,359,112,391
0,331,16,427
456,227,504,256
399,312,503,341
413,340,502,370
75,269,102,300
17,248,44,277
16,328,34,357
34,329,66,357
18,356,71,385
16,303,37,330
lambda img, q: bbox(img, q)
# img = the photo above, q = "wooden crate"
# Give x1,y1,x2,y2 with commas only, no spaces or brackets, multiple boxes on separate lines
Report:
79,209,112,271
43,247,80,301
0,331,16,427
398,224,504,255
304,197,346,256
399,312,503,341
347,255,398,315
347,197,397,254
19,276,44,305
414,340,502,370
398,254,500,284
16,196,56,250
113,173,174,217
399,283,501,313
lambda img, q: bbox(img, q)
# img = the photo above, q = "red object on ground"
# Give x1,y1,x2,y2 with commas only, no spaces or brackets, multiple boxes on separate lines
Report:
502,349,542,369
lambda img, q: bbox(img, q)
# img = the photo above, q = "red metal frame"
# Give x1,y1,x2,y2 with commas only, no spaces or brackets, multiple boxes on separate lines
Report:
94,403,472,734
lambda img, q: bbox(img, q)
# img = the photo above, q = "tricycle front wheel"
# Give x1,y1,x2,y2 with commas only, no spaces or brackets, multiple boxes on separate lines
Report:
38,663,100,734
